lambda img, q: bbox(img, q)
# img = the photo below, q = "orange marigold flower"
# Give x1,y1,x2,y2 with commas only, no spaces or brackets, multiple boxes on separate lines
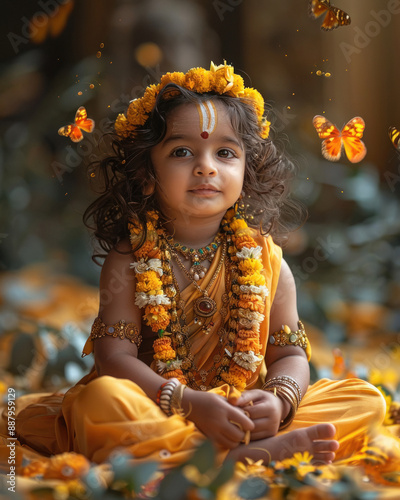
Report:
115,114,133,137
160,71,186,88
154,349,176,361
141,84,160,113
235,236,258,250
221,371,247,391
43,452,90,480
145,305,170,331
237,329,258,338
127,99,148,126
238,300,265,313
231,364,253,380
236,338,260,352
135,240,156,258
21,459,49,477
153,337,172,351
163,369,186,381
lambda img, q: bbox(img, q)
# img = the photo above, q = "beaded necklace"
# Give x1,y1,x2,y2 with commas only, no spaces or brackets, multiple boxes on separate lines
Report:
129,205,270,391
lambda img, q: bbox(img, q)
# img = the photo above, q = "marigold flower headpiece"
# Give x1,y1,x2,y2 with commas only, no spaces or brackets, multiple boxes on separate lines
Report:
115,61,271,140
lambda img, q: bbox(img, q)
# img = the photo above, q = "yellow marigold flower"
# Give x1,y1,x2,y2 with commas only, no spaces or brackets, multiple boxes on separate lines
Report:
238,259,263,274
136,271,163,293
238,272,266,287
229,74,245,96
230,218,247,232
242,88,264,118
160,71,186,88
212,63,234,94
43,452,90,480
114,113,128,135
260,119,271,139
185,67,212,93
154,349,176,361
141,84,160,113
221,371,246,391
127,99,148,126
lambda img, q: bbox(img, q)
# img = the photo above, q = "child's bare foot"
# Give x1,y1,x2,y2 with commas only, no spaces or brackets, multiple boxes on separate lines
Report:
226,423,339,465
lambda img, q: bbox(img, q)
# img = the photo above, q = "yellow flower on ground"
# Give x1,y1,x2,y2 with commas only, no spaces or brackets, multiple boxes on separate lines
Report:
280,451,316,478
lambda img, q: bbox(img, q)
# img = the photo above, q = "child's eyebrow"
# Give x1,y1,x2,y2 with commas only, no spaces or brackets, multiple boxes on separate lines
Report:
161,134,243,150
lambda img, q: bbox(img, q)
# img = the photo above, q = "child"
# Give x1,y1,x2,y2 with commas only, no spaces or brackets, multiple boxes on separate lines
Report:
13,62,385,467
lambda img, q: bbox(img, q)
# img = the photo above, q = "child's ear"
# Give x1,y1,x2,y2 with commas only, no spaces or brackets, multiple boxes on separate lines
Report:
143,181,155,196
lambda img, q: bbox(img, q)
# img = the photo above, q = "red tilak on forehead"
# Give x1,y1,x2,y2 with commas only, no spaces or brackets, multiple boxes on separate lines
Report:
196,101,217,140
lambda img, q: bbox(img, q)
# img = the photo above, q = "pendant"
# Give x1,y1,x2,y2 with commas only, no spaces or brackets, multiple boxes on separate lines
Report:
194,296,217,317
190,264,207,281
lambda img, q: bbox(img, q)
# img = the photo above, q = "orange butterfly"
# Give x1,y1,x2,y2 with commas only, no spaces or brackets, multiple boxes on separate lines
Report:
58,107,95,142
309,0,351,30
30,0,75,44
388,126,400,150
313,115,367,163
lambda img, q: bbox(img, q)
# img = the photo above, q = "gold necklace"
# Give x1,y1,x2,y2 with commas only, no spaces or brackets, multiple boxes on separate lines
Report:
170,261,231,391
165,232,223,281
168,240,226,318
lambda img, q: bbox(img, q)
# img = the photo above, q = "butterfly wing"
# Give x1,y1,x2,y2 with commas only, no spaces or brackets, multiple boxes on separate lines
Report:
309,0,351,30
75,106,95,133
58,124,84,142
313,115,342,161
309,0,330,18
389,126,400,150
341,117,367,163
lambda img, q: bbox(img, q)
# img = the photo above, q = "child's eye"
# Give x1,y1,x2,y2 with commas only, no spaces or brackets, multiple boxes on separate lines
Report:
172,148,192,157
218,149,236,158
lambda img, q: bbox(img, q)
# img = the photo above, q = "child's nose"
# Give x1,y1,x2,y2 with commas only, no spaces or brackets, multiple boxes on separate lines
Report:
193,157,217,176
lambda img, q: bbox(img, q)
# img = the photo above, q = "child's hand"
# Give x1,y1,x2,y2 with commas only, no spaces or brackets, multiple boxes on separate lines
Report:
230,389,287,440
184,390,255,449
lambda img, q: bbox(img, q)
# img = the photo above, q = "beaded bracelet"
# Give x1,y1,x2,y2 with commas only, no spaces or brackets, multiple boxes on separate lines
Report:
269,320,308,350
156,378,183,416
262,376,302,430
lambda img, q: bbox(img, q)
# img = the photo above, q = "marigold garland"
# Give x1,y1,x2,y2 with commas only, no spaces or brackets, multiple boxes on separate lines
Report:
130,204,269,391
115,61,271,140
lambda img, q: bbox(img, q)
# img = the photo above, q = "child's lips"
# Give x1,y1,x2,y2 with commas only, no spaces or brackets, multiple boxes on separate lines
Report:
189,185,220,195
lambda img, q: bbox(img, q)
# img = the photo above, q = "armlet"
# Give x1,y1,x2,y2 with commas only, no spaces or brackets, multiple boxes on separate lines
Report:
89,317,142,348
269,320,308,350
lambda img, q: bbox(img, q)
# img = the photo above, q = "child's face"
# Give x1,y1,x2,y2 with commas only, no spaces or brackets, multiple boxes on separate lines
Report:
150,100,245,224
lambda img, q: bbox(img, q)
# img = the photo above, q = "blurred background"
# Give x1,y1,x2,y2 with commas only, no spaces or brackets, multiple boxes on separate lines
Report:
0,0,400,390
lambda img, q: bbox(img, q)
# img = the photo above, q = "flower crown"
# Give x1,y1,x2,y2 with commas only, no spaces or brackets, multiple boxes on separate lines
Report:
115,61,271,140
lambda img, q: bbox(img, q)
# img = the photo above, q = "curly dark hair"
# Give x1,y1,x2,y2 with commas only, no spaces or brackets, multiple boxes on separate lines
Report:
83,84,305,264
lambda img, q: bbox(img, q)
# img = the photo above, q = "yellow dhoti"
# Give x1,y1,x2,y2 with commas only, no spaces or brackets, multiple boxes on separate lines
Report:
11,373,385,467
0,233,387,469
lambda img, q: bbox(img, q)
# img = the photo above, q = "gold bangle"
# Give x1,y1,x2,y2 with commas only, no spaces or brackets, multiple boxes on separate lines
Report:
262,375,302,430
89,317,142,347
262,376,302,401
269,320,308,350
